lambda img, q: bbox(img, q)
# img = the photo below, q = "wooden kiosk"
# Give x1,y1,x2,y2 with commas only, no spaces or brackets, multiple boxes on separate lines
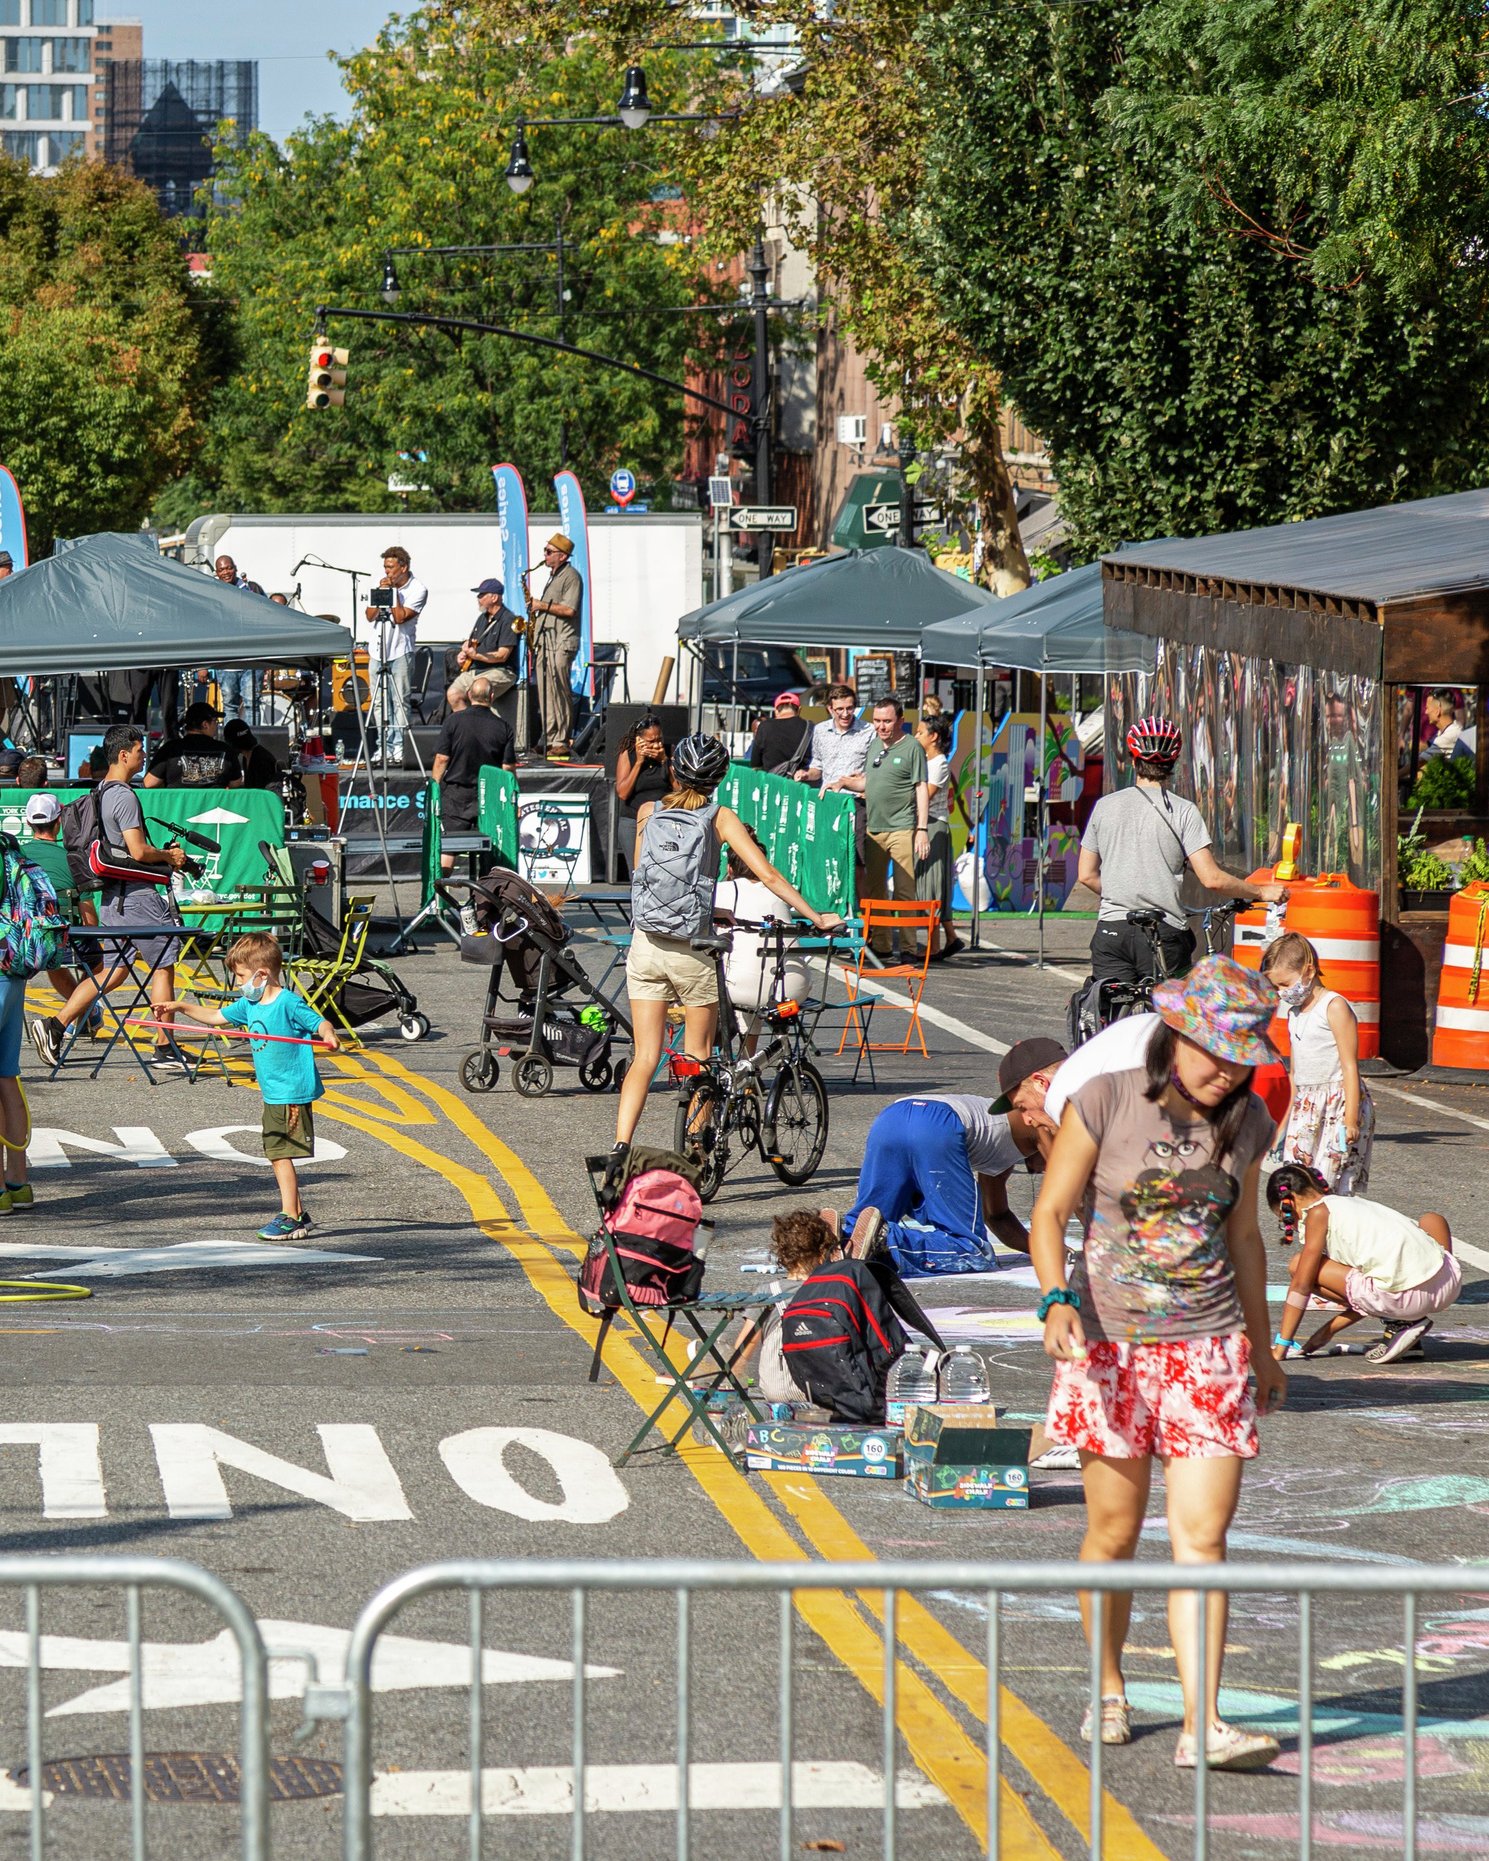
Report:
1100,488,1489,1068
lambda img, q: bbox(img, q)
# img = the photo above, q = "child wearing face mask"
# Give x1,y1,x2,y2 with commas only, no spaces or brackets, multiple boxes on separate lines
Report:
159,932,336,1238
1260,932,1373,1191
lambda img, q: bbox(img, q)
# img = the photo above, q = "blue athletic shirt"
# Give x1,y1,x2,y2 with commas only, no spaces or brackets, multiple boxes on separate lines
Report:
220,986,326,1105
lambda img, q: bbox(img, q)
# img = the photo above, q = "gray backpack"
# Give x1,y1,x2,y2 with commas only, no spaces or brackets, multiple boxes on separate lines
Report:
632,803,720,941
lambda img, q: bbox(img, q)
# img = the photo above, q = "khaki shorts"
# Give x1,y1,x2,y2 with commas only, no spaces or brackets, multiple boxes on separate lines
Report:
262,1102,315,1162
626,928,719,1007
450,666,516,700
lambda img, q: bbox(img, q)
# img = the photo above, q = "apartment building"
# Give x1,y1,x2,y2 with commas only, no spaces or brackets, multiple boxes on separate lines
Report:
0,0,96,174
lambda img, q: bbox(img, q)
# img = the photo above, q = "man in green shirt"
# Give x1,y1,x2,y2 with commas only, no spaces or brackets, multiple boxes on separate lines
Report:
21,793,92,1011
850,698,929,955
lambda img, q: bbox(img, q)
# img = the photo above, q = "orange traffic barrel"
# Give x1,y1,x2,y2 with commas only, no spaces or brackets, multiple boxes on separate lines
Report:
1431,883,1489,1069
1232,870,1290,1055
1283,875,1381,1061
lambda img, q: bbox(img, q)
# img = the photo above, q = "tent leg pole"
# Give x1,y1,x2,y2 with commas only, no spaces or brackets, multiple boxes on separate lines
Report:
1038,678,1047,970
970,664,986,952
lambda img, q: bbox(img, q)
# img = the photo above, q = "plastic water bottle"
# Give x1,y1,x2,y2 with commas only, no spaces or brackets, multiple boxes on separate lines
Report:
938,1345,991,1405
885,1347,940,1422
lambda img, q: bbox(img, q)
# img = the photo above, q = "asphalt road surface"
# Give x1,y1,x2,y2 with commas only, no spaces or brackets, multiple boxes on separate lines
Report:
0,908,1484,1859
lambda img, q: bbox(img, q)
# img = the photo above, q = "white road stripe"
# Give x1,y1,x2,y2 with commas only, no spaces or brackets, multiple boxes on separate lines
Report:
1368,1081,1489,1272
370,1761,946,1816
855,979,1010,1055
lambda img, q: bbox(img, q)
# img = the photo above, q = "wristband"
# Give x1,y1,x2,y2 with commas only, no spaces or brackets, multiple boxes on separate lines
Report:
1271,1332,1294,1349
1036,1288,1080,1322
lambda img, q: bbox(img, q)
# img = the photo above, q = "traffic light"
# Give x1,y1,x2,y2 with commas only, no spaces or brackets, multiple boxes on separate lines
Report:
306,342,348,409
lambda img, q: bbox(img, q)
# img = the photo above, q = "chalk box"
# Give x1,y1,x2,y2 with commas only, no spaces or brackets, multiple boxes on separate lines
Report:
901,1405,1033,1510
744,1421,904,1478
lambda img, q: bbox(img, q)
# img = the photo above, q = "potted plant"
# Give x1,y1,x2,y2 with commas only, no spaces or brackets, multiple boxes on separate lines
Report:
1398,812,1455,911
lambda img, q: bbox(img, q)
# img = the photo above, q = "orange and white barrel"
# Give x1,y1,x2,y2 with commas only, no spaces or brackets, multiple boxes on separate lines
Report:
1431,883,1489,1070
1283,875,1381,1061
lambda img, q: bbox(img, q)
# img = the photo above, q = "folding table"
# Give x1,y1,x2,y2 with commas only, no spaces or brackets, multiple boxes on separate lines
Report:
54,922,192,1084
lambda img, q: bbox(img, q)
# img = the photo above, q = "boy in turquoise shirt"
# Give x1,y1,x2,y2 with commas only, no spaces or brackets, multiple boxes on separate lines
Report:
161,932,337,1238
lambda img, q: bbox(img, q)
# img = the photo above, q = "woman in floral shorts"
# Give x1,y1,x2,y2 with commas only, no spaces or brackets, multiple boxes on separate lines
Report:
1029,954,1289,1772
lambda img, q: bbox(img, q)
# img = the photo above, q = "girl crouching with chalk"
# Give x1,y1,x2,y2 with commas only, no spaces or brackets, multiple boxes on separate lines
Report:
1266,1164,1462,1364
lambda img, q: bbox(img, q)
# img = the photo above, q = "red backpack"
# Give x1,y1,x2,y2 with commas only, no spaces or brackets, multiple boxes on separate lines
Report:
578,1154,707,1316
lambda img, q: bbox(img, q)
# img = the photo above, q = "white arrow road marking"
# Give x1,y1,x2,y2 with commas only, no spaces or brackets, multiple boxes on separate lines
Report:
0,1240,379,1278
0,1622,615,1716
370,1763,946,1816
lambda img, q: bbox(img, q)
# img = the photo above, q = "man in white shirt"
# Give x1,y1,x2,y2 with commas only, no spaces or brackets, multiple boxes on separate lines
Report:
1423,690,1464,760
364,544,427,767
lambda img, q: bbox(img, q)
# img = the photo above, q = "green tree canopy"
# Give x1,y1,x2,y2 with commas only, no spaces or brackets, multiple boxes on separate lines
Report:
186,8,717,521
917,0,1489,556
0,159,228,555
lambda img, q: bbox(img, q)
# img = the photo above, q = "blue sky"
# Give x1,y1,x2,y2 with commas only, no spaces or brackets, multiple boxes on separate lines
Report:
99,0,401,142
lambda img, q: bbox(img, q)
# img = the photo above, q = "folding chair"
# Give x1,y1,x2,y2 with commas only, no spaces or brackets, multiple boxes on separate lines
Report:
289,895,374,1037
836,899,940,1064
581,1156,783,1466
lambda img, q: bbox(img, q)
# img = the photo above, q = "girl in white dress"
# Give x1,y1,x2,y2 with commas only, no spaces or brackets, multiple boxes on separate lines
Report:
1261,932,1374,1191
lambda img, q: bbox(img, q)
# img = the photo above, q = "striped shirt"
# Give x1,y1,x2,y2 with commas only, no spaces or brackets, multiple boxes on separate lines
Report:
809,717,874,786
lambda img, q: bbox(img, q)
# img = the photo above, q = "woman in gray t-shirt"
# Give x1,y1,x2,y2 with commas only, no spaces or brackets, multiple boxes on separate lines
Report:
1028,955,1287,1773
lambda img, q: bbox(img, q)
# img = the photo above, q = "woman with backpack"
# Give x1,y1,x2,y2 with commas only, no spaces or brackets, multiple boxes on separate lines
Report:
611,732,843,1158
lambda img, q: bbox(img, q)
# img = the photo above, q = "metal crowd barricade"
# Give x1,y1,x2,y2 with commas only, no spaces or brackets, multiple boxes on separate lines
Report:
0,1554,268,1861
335,1555,1488,1861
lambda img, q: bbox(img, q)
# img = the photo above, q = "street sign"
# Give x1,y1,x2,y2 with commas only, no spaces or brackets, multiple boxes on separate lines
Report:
609,467,636,506
707,475,734,511
863,501,937,534
732,506,799,532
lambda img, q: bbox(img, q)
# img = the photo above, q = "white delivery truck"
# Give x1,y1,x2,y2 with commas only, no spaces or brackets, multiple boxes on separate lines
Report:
182,510,705,706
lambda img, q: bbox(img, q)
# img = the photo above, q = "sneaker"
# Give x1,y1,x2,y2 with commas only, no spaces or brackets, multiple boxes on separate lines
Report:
848,1206,887,1262
1366,1318,1433,1364
151,1049,188,1075
6,1184,32,1209
1032,1443,1083,1471
28,1016,62,1067
1080,1695,1132,1746
1174,1722,1280,1771
257,1212,313,1241
0,1191,13,1218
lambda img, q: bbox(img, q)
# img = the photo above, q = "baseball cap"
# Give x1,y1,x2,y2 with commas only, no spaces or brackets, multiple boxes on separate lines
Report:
0,552,13,569
990,1036,1068,1113
472,577,505,597
23,793,59,826
183,699,221,728
773,690,802,709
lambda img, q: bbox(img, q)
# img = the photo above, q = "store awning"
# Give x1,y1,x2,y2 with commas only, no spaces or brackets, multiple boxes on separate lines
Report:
920,560,1154,672
0,532,353,675
677,545,1002,652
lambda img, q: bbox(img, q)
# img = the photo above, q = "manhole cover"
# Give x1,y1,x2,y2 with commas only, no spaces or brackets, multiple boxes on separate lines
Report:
13,1753,343,1803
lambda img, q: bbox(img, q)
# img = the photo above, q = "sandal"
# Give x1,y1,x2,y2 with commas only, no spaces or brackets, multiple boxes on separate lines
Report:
1080,1695,1132,1746
1174,1721,1279,1770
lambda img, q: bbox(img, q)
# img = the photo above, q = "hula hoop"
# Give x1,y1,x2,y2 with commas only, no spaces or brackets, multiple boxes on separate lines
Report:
0,1281,93,1302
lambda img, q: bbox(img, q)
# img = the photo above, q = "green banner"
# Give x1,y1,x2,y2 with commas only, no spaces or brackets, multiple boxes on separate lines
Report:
716,764,857,916
422,775,521,905
3,786,285,933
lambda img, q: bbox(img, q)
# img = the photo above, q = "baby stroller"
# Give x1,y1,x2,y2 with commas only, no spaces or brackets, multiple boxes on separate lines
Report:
459,868,631,1097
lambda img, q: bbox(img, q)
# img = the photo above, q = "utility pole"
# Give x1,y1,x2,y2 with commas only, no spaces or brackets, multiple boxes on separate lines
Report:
898,436,918,552
749,237,774,578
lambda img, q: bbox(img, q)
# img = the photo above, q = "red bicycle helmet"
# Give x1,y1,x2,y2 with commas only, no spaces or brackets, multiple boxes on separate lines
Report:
1125,715,1183,765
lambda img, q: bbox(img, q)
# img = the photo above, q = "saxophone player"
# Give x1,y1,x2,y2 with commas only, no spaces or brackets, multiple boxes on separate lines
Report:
525,532,584,761
446,577,523,732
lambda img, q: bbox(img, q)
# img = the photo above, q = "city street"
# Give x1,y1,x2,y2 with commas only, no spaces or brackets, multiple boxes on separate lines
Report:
0,915,1483,1858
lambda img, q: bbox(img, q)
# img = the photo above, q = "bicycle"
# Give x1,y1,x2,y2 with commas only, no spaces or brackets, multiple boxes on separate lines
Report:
1091,900,1242,1032
671,920,839,1203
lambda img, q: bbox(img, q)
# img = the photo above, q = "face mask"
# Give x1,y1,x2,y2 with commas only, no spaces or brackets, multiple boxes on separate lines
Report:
238,975,267,1004
1279,979,1312,1011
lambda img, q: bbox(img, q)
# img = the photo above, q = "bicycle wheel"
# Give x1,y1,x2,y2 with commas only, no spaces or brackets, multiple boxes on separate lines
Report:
763,1059,829,1186
674,1081,727,1203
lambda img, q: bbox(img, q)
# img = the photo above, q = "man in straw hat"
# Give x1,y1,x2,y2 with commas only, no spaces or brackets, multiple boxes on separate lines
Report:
526,532,584,760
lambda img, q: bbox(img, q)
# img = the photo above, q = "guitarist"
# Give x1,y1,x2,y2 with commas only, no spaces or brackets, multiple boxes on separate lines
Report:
29,725,188,1073
445,577,521,729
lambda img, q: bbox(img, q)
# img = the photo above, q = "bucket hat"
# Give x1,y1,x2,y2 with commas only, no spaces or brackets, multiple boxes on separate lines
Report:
1151,954,1280,1067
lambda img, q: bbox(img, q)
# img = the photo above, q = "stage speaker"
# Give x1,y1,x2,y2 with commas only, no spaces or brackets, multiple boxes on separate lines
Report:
332,651,371,711
602,704,691,779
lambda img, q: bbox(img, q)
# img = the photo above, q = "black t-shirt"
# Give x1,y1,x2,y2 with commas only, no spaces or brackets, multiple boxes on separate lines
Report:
621,750,671,820
435,708,515,788
463,604,521,671
147,733,241,788
235,743,281,791
749,714,813,775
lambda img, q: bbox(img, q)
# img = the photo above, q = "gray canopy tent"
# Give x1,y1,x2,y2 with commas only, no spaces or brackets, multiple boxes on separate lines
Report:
920,559,1156,962
0,532,352,675
677,545,1003,714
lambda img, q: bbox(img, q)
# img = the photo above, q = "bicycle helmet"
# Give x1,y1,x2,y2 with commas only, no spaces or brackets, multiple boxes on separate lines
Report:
1125,715,1183,766
671,732,730,791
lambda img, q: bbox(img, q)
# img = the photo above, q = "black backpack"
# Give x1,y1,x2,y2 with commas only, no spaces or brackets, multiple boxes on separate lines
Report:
60,780,120,891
